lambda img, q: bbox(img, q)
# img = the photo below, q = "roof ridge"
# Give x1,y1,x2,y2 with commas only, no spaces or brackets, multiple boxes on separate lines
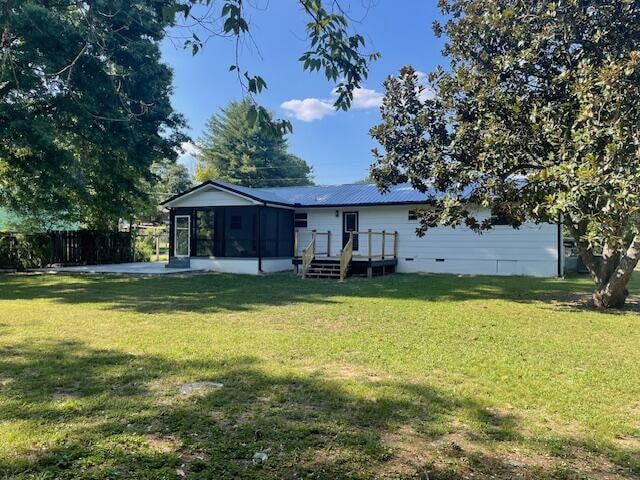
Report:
257,182,379,190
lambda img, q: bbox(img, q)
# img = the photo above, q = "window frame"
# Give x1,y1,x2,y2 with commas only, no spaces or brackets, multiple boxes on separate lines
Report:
294,212,308,229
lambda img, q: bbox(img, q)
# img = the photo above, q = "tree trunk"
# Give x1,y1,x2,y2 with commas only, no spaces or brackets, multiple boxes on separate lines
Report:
568,224,640,309
592,284,628,309
592,238,640,308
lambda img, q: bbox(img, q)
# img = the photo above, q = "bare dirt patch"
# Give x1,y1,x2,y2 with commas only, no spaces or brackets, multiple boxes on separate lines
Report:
144,433,181,453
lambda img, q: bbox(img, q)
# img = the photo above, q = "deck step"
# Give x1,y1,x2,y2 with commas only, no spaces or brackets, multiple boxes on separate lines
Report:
302,258,348,279
166,257,190,268
305,264,348,279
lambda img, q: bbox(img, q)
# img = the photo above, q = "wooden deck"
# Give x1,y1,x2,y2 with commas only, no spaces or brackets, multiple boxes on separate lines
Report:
294,230,398,279
292,256,398,278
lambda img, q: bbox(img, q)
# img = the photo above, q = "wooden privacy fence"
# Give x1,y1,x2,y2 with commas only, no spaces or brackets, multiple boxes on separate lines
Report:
0,231,134,270
50,231,133,265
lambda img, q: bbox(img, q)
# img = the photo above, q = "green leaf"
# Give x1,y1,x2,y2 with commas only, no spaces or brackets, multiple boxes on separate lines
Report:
247,104,258,127
162,6,177,23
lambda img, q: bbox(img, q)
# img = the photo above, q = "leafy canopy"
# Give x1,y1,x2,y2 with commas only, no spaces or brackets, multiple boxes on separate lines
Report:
196,100,313,188
1,0,375,226
134,159,194,224
370,0,640,308
172,0,380,135
0,0,187,228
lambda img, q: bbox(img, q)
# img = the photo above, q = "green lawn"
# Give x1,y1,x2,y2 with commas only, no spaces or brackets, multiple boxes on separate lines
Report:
0,272,638,479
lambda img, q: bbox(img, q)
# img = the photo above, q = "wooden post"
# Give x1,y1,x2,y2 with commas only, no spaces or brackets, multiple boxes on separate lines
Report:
294,230,298,257
327,231,331,257
394,231,398,259
155,229,160,262
381,230,386,260
257,205,262,273
368,229,372,261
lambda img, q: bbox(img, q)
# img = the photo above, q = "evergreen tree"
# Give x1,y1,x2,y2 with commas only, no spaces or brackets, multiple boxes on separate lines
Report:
196,100,313,187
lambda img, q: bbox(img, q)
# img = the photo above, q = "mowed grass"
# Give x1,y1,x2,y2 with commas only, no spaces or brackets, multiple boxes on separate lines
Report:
0,272,638,479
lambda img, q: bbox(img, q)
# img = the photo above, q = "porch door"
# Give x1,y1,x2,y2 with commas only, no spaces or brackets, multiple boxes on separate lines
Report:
174,215,191,257
343,212,359,251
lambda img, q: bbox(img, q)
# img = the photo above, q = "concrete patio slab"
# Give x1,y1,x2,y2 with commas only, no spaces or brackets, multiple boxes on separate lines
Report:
33,262,209,275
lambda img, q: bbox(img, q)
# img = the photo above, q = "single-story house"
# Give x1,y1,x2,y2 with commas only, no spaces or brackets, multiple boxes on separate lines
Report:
161,180,562,278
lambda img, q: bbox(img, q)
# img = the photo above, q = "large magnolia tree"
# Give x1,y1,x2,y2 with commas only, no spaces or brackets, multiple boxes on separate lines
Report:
370,0,640,309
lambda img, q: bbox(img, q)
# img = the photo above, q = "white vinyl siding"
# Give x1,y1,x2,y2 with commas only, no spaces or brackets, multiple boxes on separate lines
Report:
295,205,558,277
167,185,257,208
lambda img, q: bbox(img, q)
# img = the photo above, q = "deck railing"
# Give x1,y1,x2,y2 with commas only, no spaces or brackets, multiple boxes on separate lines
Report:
295,231,332,257
301,236,315,278
360,230,398,261
339,232,353,281
295,230,398,261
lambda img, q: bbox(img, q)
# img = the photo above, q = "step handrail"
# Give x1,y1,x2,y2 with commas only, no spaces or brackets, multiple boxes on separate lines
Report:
295,230,331,257
301,234,316,278
339,232,353,281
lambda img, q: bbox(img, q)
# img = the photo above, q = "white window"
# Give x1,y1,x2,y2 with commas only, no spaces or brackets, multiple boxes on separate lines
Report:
294,213,308,228
408,210,418,221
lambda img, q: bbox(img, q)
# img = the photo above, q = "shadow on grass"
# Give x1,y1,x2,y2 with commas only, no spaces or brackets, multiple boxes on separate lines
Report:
1,271,633,316
0,340,637,479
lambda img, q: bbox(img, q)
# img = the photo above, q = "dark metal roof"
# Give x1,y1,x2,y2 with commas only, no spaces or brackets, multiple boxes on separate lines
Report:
161,180,292,207
257,183,430,207
211,180,294,206
163,180,433,208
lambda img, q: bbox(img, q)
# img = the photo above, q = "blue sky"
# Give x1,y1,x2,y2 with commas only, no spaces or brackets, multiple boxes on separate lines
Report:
161,1,447,185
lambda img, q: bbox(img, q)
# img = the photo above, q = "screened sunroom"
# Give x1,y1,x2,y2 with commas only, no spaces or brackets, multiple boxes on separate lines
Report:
163,182,296,274
170,205,293,258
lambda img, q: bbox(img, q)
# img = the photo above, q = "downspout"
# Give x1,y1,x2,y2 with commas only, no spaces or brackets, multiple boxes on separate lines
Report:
257,204,263,273
557,216,563,278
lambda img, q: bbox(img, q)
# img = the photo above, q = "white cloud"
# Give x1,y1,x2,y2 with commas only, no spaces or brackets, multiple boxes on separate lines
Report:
280,98,336,122
279,73,438,123
351,87,384,109
416,70,429,82
415,71,436,101
175,141,199,174
280,86,384,122
180,141,200,157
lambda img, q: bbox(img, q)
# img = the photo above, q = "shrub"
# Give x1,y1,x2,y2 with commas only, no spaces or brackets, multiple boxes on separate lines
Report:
0,234,51,270
134,235,154,262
